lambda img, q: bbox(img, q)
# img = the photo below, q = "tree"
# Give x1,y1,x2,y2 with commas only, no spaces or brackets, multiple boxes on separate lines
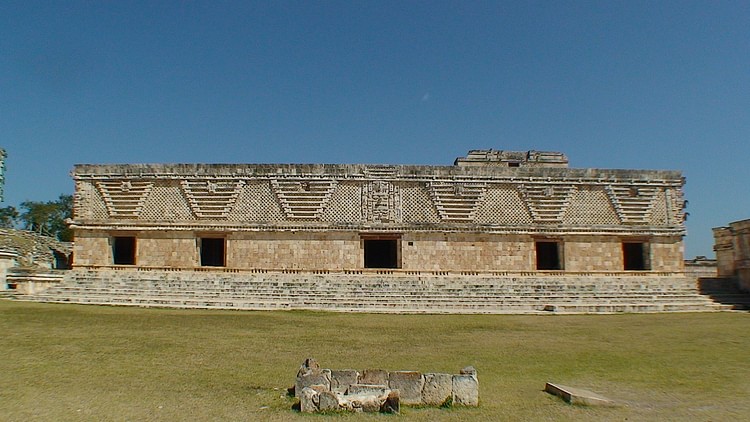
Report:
19,194,73,241
0,206,18,228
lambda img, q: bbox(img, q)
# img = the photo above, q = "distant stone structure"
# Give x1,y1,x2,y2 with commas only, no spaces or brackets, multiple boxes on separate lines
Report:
19,149,712,313
714,219,750,292
70,150,686,273
684,256,717,280
0,228,72,292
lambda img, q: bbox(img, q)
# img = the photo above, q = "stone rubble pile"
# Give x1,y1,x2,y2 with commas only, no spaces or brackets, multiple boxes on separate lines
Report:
293,358,478,413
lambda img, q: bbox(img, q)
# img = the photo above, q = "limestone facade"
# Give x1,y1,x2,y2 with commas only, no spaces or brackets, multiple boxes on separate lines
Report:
70,150,687,273
714,219,750,291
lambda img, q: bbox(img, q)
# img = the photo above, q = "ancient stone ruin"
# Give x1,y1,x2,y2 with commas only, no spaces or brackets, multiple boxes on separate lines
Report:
293,358,478,413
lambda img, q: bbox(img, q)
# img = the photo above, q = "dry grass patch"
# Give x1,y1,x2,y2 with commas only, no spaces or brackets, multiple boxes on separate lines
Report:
1,300,749,421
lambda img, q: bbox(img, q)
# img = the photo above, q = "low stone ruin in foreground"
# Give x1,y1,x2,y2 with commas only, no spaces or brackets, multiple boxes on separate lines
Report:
293,358,478,413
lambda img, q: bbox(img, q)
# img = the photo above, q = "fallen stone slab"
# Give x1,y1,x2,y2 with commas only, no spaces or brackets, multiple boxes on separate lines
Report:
544,382,617,407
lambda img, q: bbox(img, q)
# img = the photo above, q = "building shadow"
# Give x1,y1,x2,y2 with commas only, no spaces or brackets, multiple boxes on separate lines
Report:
698,277,750,311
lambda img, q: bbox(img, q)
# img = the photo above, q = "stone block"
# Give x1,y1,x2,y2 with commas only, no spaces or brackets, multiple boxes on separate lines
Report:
359,369,389,386
330,370,359,393
422,373,452,406
295,369,331,398
382,390,400,414
388,371,424,405
338,390,391,413
346,384,389,395
452,374,479,406
299,387,319,413
318,390,340,411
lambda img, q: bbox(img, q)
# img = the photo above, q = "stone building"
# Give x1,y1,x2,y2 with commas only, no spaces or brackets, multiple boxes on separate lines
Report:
713,219,750,292
70,150,687,274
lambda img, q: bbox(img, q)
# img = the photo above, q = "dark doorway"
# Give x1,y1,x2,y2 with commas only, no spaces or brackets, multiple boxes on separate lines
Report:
113,236,136,265
53,251,71,269
536,241,562,270
623,242,649,270
364,239,399,269
200,238,225,267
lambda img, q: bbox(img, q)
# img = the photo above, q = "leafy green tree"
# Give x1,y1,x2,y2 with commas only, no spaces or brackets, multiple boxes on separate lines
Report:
0,206,18,228
19,194,73,241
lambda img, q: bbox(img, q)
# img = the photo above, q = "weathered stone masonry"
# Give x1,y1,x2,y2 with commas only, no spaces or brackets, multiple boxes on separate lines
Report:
714,218,750,292
70,150,687,273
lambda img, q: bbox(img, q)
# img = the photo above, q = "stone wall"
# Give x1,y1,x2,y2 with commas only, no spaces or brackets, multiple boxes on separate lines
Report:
713,219,750,292
227,232,360,270
713,227,735,277
401,233,533,271
72,230,684,272
70,152,687,273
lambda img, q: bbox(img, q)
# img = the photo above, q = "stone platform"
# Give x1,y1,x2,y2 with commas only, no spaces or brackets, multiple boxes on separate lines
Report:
14,268,731,314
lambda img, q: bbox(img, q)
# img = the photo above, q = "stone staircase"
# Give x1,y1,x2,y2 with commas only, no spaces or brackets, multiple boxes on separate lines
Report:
15,269,732,314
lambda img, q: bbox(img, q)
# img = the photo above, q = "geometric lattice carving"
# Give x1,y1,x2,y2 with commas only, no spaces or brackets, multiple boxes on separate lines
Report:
517,184,576,223
362,180,401,223
475,184,532,225
605,185,659,225
228,181,284,222
321,182,362,223
271,179,337,220
401,182,439,223
562,185,619,225
140,180,193,221
649,189,668,226
180,179,243,219
427,182,486,222
76,180,109,220
95,180,154,218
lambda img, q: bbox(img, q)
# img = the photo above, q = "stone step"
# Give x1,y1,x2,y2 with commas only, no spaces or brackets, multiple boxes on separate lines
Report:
15,270,728,314
38,288,714,304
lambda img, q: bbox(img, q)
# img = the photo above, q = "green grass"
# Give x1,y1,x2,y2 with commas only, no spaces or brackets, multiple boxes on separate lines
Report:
1,300,749,421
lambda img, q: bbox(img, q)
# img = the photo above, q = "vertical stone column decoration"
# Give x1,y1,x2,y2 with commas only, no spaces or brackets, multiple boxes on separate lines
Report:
96,180,154,218
362,180,402,223
666,187,687,226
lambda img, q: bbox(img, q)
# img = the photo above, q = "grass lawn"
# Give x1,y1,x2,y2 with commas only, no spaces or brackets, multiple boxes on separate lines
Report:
1,300,749,421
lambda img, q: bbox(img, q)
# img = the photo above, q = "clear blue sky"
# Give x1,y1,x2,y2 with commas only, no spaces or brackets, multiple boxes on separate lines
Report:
1,1,748,258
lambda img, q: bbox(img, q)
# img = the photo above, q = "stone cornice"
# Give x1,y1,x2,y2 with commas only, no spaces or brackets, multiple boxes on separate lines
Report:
69,220,685,237
72,163,684,185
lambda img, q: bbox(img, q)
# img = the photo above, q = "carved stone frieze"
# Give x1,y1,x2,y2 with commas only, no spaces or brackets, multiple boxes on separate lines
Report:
362,180,401,223
517,184,576,224
427,182,486,222
181,179,244,219
95,180,153,218
271,179,337,220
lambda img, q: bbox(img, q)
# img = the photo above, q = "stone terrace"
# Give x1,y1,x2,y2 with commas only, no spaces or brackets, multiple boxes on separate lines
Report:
17,268,729,314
